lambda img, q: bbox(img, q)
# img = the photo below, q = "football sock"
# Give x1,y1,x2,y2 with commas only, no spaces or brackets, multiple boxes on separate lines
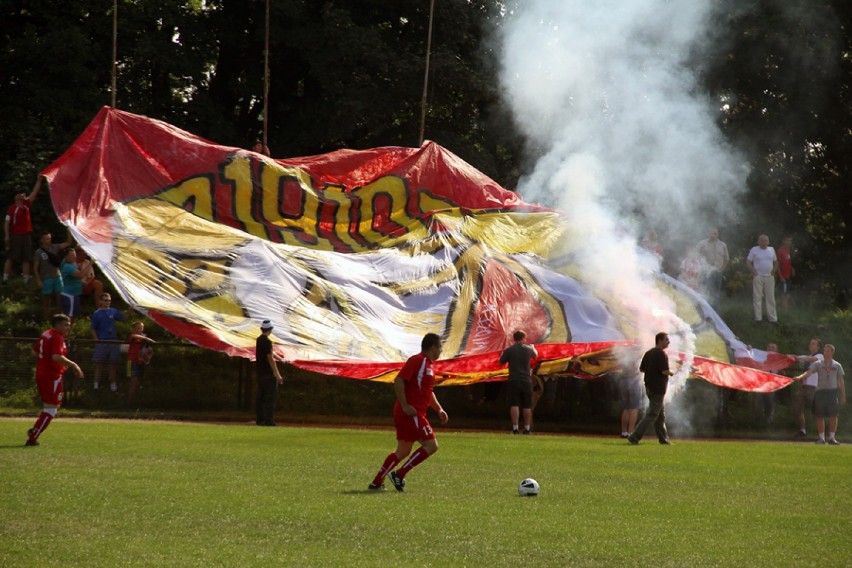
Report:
817,433,825,441
524,426,531,432
371,452,401,486
29,412,54,443
396,447,430,478
110,382,117,392
829,431,836,441
93,382,99,390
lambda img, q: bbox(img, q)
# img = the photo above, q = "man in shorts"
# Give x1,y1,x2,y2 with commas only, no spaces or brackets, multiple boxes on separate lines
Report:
368,333,447,492
4,176,42,285
792,338,822,439
26,314,83,446
796,344,845,444
33,231,73,321
499,330,539,434
619,365,644,438
91,293,125,392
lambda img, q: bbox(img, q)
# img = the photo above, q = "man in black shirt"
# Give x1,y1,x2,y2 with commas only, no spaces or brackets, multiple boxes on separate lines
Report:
256,320,283,426
628,332,674,445
499,330,539,434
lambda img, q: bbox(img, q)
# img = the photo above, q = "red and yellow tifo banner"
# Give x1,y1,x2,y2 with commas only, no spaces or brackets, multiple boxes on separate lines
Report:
43,107,794,391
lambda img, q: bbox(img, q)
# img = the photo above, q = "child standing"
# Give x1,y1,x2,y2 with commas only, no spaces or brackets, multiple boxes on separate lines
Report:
127,321,155,403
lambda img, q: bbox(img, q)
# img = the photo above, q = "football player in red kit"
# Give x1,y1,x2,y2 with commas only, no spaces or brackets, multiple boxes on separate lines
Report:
26,314,83,446
369,333,448,492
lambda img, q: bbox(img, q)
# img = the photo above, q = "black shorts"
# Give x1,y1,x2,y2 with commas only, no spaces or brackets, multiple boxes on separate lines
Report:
813,389,839,417
506,380,532,409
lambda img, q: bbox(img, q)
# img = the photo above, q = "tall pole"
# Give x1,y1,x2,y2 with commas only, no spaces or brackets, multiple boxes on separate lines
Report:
263,0,271,151
111,0,118,108
418,0,436,146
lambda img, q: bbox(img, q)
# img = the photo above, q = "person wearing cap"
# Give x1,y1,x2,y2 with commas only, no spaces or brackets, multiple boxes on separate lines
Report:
256,320,283,426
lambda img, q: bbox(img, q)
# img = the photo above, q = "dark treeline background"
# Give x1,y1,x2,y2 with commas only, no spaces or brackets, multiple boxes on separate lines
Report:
1,0,849,302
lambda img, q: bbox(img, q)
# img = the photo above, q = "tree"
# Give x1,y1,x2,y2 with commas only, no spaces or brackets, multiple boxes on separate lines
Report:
704,0,851,302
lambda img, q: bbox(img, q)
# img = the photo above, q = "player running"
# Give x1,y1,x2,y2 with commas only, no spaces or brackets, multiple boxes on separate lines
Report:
25,314,83,446
368,333,448,492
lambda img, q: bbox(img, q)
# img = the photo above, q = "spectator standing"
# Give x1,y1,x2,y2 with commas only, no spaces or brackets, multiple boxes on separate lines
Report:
25,314,83,446
628,332,674,445
678,246,706,293
695,227,729,312
127,321,156,403
792,338,823,439
619,364,644,439
91,293,125,392
753,342,779,426
776,236,794,310
746,234,778,323
368,333,447,492
59,248,88,320
499,330,539,434
795,344,846,444
33,231,73,321
4,176,42,285
255,319,283,426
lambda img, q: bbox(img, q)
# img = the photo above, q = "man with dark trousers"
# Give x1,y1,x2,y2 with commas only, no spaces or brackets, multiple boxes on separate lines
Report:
628,332,674,445
255,319,283,426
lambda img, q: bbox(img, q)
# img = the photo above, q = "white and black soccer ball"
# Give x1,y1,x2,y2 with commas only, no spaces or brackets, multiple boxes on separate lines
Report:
518,478,540,497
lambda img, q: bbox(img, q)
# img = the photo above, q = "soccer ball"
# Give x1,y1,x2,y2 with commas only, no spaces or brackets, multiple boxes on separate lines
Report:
518,478,540,496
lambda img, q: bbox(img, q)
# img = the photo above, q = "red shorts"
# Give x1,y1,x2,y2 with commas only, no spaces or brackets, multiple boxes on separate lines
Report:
394,405,435,442
35,373,64,406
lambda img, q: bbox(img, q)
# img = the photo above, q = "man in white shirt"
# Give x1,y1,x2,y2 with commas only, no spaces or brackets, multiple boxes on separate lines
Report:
746,234,777,322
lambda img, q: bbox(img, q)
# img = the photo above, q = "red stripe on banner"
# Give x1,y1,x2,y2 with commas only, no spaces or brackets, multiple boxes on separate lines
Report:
291,341,632,383
682,354,794,393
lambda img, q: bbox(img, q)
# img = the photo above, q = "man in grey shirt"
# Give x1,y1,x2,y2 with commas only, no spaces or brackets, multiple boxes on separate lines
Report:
499,330,539,434
796,344,846,444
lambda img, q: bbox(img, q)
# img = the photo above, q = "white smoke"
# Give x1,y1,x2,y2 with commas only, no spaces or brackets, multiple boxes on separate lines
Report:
495,1,749,417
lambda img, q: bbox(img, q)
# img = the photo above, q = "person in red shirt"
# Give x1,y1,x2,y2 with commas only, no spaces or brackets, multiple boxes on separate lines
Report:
127,321,156,403
26,314,83,446
4,175,42,285
369,333,448,492
776,235,794,310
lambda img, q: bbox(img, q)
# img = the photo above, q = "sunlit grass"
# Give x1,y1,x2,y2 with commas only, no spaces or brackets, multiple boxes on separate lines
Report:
2,418,850,567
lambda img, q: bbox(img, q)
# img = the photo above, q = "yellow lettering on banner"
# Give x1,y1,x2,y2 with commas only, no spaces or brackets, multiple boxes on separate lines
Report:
222,157,268,240
417,191,456,217
356,177,425,249
157,176,215,222
257,159,341,250
153,156,469,253
322,185,367,252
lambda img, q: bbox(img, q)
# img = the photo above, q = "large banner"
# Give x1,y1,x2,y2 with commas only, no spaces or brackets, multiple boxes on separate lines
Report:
42,107,793,391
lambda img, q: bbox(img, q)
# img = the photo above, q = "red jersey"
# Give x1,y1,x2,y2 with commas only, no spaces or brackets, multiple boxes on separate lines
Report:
128,334,144,364
777,246,793,279
6,199,33,236
34,329,67,378
395,352,435,414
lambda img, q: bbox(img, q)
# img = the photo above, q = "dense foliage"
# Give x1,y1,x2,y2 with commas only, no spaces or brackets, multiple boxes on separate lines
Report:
1,0,849,297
